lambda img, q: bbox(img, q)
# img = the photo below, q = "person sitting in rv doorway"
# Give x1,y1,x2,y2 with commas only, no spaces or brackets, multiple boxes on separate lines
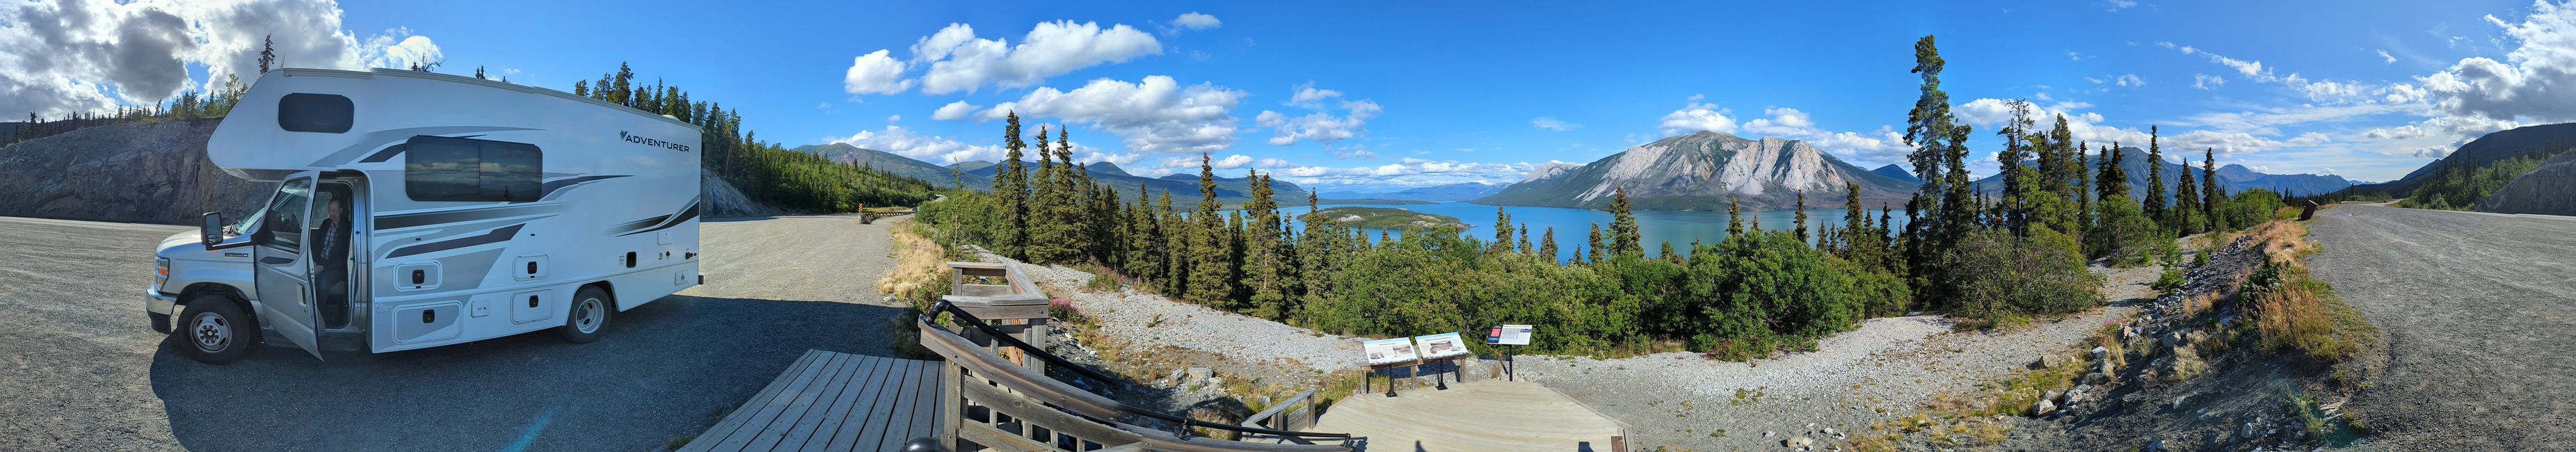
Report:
315,197,352,328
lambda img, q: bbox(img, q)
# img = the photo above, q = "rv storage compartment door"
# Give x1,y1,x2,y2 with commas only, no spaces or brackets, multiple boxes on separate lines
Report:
511,289,551,324
391,302,461,344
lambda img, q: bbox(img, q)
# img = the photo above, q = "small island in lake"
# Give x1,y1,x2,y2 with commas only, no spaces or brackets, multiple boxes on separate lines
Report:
1301,207,1471,231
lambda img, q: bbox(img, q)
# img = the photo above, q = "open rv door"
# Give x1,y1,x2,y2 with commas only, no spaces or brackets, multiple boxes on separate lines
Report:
250,173,326,360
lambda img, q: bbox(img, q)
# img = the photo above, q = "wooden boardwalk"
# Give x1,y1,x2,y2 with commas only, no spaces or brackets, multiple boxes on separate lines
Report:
1313,380,1625,451
682,350,945,452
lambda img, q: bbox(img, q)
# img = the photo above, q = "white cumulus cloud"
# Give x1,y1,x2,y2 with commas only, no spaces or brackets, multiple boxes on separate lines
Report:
842,49,912,96
0,0,444,117
983,75,1247,154
931,100,981,120
911,21,1162,95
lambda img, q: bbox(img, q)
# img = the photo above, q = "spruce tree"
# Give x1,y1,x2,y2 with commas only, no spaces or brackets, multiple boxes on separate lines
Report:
1539,227,1558,261
1160,189,1187,295
2144,126,2168,229
2077,143,2094,232
1493,207,1515,253
1585,223,1604,263
257,35,277,74
1245,170,1290,319
1128,184,1162,281
2175,156,2202,235
2202,147,2224,227
1026,125,1084,263
1186,154,1232,305
1608,187,1642,257
1517,223,1532,254
1727,196,1745,236
1661,241,1681,263
1794,191,1811,244
994,112,1030,259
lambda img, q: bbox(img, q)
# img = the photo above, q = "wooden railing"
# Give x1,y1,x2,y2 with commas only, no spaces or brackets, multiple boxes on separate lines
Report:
922,262,1353,452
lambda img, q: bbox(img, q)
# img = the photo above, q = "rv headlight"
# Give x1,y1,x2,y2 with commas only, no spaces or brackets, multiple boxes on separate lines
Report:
154,257,170,291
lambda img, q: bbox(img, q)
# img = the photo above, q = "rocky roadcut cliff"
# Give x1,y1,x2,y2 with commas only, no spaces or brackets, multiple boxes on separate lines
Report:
2475,150,2576,216
0,120,782,225
1475,131,1917,211
0,119,269,225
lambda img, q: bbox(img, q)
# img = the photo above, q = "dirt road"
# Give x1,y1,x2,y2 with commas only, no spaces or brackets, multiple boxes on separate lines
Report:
0,215,905,451
2306,204,2576,450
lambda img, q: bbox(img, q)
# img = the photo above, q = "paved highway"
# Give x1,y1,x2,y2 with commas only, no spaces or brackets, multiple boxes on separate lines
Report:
0,215,905,451
2305,204,2576,450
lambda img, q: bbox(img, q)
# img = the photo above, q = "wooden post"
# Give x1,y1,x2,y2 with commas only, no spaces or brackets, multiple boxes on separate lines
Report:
940,360,963,451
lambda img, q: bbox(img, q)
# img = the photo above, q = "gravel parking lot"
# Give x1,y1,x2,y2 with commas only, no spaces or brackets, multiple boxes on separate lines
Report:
0,215,906,451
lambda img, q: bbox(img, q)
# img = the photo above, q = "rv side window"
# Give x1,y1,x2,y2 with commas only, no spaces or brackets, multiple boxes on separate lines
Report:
404,136,543,202
262,178,313,250
278,93,353,134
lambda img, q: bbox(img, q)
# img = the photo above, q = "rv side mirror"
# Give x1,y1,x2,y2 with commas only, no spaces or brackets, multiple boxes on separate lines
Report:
200,213,225,249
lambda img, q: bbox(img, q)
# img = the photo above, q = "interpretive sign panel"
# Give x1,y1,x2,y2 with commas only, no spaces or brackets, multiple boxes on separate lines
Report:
1414,332,1471,360
1363,337,1419,366
1487,325,1533,346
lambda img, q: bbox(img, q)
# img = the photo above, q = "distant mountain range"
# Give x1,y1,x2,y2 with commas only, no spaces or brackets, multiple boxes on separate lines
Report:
1474,131,1917,211
1969,146,2353,201
1870,164,1921,184
1320,182,1511,202
792,143,1304,202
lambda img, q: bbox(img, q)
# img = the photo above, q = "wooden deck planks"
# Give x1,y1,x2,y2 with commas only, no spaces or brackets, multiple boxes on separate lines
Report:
685,350,945,452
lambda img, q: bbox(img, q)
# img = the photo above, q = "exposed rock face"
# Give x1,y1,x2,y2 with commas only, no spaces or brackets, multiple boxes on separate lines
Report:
701,171,796,218
2474,151,2576,216
0,119,269,225
1521,161,1581,183
1475,131,1915,211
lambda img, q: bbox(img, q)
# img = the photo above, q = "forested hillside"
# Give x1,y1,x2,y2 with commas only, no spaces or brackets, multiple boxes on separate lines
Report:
2400,147,2573,210
912,38,2288,360
570,63,937,212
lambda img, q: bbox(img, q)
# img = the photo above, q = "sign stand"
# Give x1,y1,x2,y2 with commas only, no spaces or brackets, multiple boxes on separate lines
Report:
1486,324,1534,382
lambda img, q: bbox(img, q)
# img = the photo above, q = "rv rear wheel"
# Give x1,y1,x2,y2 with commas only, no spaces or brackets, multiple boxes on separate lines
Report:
176,295,254,364
559,286,611,344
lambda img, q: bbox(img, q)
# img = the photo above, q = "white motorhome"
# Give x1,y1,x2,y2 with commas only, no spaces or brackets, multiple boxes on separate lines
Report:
147,68,703,364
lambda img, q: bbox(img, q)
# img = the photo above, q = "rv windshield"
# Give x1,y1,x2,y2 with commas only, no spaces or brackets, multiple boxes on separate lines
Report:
225,204,266,236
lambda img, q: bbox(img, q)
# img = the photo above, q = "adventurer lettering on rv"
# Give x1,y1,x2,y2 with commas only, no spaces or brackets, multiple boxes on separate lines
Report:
619,131,691,152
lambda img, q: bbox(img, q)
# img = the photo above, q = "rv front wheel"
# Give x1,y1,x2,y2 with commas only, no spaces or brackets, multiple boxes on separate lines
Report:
559,286,611,344
176,295,254,364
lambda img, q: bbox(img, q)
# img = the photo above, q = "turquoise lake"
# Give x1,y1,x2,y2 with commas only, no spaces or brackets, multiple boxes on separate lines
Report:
1279,202,1914,262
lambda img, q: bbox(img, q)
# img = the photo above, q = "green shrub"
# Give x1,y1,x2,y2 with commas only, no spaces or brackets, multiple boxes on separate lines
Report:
2090,195,2161,266
1939,228,2105,327
2151,266,2186,296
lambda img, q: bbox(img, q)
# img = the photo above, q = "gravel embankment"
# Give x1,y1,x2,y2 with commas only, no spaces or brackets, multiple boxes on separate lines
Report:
1521,264,2159,451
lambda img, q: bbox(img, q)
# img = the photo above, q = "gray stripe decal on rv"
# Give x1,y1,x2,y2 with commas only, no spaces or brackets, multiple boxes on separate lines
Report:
385,224,522,259
613,197,701,236
310,126,540,167
376,203,568,230
538,175,631,200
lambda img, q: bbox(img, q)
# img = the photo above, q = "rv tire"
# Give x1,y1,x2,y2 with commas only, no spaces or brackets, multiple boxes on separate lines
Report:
560,286,611,344
176,295,254,364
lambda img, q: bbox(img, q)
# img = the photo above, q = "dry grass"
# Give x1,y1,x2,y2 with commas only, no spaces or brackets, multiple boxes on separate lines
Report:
875,221,952,310
2246,220,2317,265
2232,219,2381,364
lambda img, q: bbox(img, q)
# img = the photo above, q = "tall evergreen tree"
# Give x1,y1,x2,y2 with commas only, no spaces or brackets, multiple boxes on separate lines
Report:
1539,227,1559,261
257,35,277,74
1244,170,1290,319
2175,156,2202,235
993,112,1030,259
1727,196,1745,236
1493,207,1516,253
2144,126,2168,229
1518,223,1533,254
1995,99,2035,234
1794,191,1811,244
2202,147,2224,226
1027,125,1085,263
2077,143,2095,232
1127,184,1162,281
1160,189,1187,295
1186,154,1233,305
1608,187,1642,257
1585,223,1605,263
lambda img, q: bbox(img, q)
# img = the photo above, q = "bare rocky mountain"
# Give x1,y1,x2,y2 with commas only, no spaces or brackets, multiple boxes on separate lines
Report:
2474,150,2576,216
0,119,784,224
1474,131,1915,210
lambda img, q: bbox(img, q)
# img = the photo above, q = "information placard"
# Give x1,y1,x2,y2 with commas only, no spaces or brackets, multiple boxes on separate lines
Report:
1414,332,1471,360
1362,337,1420,366
1487,324,1533,346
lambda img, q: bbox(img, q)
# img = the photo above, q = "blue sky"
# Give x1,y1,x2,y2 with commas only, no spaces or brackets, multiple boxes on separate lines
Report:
8,0,2571,188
